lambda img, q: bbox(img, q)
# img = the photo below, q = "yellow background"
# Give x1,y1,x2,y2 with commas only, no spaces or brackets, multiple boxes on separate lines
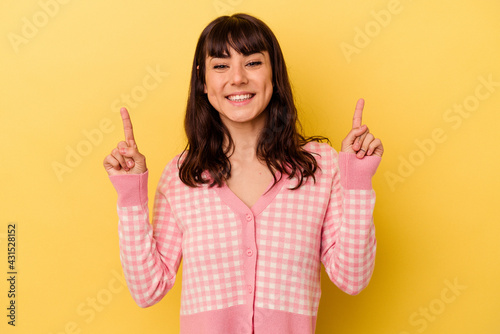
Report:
1,0,499,333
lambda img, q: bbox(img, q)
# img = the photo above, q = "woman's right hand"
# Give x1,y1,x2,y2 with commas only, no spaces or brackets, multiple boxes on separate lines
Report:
103,107,147,176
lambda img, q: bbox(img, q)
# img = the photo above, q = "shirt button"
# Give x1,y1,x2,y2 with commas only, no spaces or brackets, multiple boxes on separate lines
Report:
247,285,253,294
246,248,253,257
246,214,252,221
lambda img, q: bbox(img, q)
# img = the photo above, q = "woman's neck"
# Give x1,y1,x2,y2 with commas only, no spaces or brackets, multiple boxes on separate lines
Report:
221,111,268,162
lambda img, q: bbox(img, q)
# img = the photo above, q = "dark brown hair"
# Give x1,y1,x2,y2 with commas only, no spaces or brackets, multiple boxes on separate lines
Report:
179,13,330,191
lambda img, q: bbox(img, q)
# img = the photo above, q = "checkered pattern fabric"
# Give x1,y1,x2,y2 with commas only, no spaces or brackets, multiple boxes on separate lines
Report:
110,141,380,332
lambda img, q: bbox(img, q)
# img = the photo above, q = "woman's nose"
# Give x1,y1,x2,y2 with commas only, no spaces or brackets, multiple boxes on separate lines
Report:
230,65,248,85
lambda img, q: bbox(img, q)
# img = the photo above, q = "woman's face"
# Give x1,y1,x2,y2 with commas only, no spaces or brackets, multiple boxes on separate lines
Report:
204,46,273,128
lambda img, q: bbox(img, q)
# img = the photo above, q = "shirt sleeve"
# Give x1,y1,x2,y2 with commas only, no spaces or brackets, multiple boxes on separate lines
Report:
320,149,381,295
108,160,183,307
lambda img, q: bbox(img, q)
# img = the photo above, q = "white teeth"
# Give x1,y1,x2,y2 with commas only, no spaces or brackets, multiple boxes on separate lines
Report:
227,94,253,102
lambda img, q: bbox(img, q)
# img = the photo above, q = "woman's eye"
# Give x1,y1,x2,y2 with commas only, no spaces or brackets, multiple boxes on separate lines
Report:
213,64,227,69
247,61,262,67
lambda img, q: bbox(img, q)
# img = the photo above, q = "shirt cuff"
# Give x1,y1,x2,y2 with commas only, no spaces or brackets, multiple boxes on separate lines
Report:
108,170,149,206
338,152,381,190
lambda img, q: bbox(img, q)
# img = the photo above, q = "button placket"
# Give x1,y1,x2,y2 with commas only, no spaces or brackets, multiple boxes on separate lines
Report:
242,211,257,302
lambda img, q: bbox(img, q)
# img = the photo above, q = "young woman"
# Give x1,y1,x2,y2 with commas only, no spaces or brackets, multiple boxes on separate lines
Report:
104,13,383,334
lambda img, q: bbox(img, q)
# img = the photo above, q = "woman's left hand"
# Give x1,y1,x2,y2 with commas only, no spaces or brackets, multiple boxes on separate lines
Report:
341,98,384,159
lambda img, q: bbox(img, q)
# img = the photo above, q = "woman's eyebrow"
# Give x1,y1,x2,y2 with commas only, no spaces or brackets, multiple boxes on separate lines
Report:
210,51,265,61
243,51,264,57
210,54,230,60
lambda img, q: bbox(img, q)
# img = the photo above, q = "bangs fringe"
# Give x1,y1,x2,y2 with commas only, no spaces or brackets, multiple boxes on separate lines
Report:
205,16,269,57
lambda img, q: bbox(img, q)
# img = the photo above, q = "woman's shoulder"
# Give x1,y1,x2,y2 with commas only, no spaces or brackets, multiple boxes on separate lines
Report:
158,149,212,187
160,152,183,174
303,140,338,159
156,150,187,186
301,140,340,177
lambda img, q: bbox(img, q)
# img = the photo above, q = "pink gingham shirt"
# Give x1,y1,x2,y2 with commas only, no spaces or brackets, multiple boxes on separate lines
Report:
109,141,381,334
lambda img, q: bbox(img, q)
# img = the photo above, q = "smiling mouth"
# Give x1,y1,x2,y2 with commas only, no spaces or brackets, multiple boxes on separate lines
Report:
226,94,255,102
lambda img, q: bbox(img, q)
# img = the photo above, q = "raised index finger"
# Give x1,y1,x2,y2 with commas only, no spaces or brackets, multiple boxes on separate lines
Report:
120,107,136,146
352,98,364,129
